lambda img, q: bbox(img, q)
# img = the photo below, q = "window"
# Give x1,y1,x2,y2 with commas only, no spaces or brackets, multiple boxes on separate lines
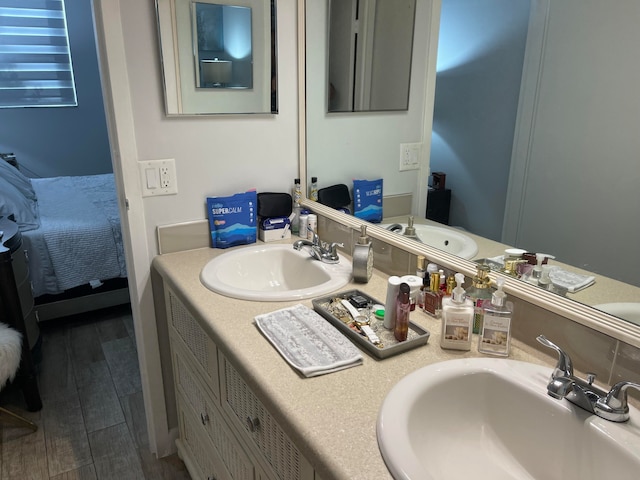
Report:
0,0,77,108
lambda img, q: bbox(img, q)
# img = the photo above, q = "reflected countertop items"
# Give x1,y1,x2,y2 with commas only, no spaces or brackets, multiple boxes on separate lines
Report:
384,215,640,311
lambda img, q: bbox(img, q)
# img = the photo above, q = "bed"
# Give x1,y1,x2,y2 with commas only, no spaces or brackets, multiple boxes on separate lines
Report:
0,158,129,321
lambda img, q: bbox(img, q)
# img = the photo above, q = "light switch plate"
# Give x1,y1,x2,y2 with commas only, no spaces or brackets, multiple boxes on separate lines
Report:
138,159,178,197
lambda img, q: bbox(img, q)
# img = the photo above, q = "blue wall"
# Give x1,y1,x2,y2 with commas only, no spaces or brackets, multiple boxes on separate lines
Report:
430,0,531,241
0,1,112,178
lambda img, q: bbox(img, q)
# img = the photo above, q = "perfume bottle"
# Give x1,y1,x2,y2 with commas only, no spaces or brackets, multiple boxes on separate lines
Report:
394,282,411,342
422,271,443,319
466,264,493,334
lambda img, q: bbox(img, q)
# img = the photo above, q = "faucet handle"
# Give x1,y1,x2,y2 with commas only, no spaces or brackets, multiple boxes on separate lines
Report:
595,381,640,422
536,335,574,378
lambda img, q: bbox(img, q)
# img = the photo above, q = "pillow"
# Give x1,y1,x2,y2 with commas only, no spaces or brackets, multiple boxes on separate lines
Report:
0,176,39,231
0,160,37,202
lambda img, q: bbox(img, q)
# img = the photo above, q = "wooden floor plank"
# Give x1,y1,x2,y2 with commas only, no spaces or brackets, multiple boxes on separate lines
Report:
37,328,75,403
42,390,93,477
120,390,148,449
88,423,145,480
101,338,141,398
49,464,97,480
94,316,129,344
76,361,124,433
137,450,191,480
1,410,48,480
68,322,104,366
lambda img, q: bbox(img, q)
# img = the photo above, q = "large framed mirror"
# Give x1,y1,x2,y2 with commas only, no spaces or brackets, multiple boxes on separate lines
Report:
299,0,640,344
156,0,278,115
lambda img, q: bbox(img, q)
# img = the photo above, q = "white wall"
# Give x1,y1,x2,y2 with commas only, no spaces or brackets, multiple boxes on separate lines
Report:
95,0,299,455
0,0,112,177
505,0,640,286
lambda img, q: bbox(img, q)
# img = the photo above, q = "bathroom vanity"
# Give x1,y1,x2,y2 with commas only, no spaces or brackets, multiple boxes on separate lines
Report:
153,242,561,480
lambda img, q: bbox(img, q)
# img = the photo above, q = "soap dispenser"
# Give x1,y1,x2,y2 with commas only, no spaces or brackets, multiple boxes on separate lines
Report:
440,273,474,351
478,278,513,356
352,225,373,283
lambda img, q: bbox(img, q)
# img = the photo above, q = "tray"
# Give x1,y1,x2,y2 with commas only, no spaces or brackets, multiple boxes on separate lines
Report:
312,289,430,359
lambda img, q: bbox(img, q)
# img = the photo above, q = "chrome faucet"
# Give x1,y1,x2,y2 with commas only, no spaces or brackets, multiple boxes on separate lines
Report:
537,335,640,422
292,229,343,264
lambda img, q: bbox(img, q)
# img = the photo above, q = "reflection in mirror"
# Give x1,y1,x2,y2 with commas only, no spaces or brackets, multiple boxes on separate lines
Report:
156,0,277,115
327,0,416,112
304,0,640,327
193,3,253,89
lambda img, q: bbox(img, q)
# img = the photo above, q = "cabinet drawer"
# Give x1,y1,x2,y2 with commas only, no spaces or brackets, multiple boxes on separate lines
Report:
167,288,220,400
174,347,255,480
221,356,312,480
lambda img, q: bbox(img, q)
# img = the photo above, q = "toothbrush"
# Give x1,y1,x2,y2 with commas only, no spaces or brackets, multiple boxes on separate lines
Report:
281,212,296,238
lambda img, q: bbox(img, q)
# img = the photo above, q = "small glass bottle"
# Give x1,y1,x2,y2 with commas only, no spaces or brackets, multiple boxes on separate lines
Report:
478,278,513,356
422,271,443,319
309,176,318,201
466,264,493,334
394,282,411,342
417,273,428,310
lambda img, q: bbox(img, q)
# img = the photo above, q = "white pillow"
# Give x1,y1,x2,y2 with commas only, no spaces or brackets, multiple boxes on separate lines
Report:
0,176,39,231
0,160,36,202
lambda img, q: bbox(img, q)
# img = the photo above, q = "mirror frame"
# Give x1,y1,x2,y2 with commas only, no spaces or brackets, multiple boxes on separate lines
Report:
156,0,277,115
296,0,640,348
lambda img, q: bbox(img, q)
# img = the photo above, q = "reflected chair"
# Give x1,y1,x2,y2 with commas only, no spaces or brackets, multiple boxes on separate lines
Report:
0,322,37,431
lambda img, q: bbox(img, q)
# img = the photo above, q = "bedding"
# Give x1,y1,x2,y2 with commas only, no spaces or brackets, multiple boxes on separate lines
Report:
0,164,127,297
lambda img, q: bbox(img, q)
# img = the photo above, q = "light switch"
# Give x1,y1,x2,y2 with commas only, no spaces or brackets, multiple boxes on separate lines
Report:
145,167,159,189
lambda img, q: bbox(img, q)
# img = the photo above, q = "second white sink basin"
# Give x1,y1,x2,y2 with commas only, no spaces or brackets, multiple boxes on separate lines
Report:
200,243,352,301
381,223,478,259
377,358,640,479
594,303,640,326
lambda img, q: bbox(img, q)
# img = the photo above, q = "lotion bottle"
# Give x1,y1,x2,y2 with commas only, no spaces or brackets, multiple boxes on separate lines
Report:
478,278,513,356
440,273,474,351
352,225,373,283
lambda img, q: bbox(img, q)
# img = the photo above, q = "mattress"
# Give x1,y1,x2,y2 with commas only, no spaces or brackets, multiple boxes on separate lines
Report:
21,174,127,297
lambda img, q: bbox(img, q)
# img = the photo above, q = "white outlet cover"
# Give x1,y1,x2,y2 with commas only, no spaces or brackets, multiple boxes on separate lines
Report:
138,159,178,197
399,143,421,171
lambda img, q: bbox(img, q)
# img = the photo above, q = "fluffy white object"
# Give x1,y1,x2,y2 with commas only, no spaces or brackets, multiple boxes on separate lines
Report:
0,323,22,389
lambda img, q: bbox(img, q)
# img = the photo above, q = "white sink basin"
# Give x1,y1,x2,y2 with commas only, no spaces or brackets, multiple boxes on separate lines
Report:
377,358,640,480
381,223,478,259
200,243,352,301
594,303,640,326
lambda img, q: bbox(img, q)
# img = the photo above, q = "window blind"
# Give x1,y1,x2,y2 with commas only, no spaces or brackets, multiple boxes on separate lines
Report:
0,0,77,108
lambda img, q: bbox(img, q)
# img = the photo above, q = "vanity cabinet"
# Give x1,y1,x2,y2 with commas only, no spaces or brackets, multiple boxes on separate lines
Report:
165,287,315,480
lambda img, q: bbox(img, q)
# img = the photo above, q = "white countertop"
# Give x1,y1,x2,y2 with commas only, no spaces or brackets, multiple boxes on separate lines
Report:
153,242,561,480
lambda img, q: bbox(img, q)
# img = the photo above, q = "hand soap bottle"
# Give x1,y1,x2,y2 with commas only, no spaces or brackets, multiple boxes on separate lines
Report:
352,225,373,283
478,278,513,356
440,273,474,351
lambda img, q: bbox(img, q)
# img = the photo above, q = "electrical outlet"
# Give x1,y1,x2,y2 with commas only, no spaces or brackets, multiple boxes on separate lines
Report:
138,159,178,197
399,143,421,171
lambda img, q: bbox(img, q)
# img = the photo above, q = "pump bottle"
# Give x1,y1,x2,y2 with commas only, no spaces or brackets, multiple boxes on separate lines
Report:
440,273,474,351
478,278,513,356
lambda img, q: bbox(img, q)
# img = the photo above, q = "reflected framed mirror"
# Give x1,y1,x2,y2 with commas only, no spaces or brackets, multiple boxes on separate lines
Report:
156,0,278,115
299,0,640,342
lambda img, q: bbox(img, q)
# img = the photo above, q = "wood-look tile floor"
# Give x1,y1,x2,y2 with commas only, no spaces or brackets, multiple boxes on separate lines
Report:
0,304,191,480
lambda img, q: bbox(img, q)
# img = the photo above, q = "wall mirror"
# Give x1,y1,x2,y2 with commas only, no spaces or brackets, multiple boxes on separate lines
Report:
156,0,277,115
327,0,416,112
300,0,640,337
